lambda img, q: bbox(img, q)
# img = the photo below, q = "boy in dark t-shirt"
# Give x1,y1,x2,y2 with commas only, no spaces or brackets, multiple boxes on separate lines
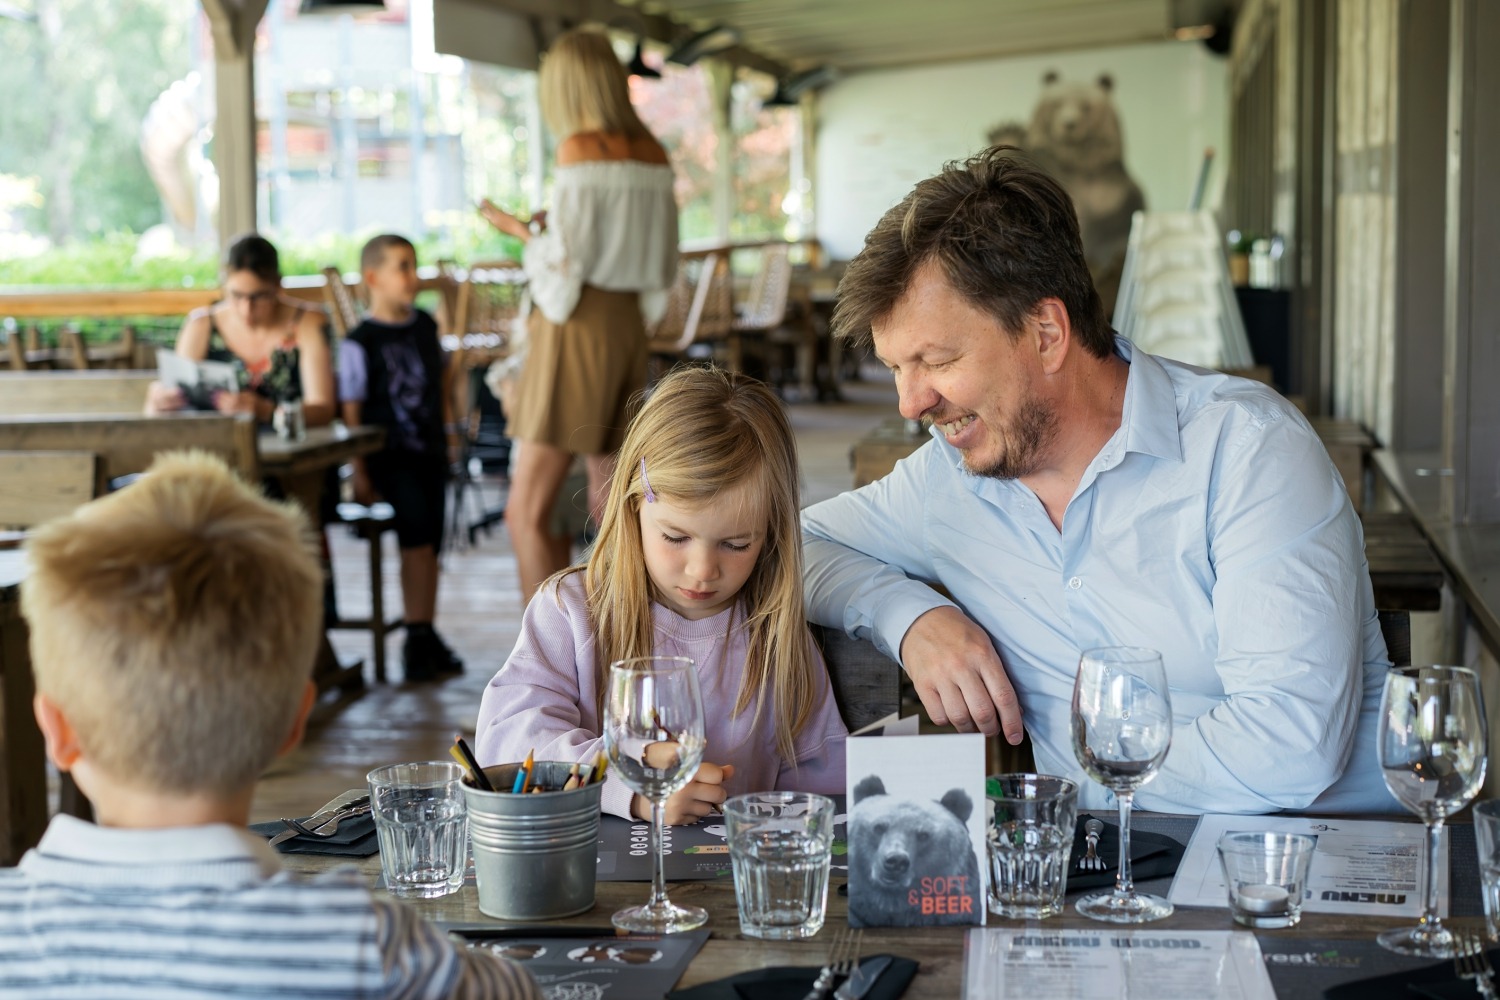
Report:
339,235,462,681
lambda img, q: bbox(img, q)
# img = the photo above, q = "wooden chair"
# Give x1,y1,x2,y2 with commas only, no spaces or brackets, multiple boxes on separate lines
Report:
0,371,156,416
0,413,259,494
58,329,90,370
329,502,404,683
645,252,734,378
321,266,363,339
726,244,792,376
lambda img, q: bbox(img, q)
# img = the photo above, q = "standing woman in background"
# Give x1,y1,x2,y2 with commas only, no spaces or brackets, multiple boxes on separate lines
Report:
480,27,679,602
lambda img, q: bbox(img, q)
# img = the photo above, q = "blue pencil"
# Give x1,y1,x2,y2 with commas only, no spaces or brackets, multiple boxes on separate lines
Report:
511,766,527,794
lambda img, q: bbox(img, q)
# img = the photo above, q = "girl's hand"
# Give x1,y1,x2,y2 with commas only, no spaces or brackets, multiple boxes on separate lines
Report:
636,762,736,826
145,380,186,414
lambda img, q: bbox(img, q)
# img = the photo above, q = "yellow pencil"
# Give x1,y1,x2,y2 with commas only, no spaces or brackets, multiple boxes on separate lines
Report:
588,750,608,786
520,749,536,793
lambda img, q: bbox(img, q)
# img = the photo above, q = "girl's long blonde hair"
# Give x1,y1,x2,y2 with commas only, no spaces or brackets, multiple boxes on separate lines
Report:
573,366,816,764
538,28,651,139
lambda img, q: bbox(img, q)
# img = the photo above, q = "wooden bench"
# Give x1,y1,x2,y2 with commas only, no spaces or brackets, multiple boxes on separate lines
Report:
0,451,98,530
1309,416,1376,508
0,371,156,417
0,413,259,493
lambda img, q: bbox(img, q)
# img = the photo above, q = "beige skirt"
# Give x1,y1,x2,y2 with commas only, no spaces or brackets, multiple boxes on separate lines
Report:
509,285,648,455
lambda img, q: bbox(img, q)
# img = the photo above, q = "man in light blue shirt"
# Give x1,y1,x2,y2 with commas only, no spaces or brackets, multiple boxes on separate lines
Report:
803,148,1395,813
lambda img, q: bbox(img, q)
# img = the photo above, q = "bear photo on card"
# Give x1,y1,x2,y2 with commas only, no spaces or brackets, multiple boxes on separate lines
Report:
844,733,986,927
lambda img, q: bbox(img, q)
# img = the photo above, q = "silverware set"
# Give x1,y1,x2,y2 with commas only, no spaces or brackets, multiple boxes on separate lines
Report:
1455,931,1499,999
1078,817,1107,872
268,796,372,848
803,927,863,1000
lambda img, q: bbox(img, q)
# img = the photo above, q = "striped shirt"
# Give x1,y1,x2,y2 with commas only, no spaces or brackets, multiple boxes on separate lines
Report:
0,816,539,1000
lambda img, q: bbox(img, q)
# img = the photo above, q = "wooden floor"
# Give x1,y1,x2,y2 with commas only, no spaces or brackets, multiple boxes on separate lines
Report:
248,373,900,825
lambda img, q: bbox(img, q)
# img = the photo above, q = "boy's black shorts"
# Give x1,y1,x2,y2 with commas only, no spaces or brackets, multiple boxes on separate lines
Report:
366,451,448,550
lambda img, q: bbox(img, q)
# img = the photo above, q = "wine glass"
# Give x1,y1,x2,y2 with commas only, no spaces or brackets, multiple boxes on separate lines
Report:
603,655,709,933
1377,665,1488,957
1071,646,1174,923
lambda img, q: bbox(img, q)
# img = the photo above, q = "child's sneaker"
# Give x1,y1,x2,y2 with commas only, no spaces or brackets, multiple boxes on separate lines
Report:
402,624,463,682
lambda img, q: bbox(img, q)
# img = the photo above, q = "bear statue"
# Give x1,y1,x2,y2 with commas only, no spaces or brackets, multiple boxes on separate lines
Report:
846,775,982,927
988,71,1146,317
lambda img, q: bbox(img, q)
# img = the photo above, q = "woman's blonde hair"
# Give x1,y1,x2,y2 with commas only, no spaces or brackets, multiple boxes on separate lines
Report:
538,28,650,139
573,366,816,764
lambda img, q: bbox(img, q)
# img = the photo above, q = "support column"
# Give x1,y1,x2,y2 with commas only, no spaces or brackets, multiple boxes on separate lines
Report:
201,0,269,246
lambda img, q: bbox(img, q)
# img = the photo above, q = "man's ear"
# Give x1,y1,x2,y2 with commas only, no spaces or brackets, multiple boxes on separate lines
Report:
33,693,82,772
1031,298,1072,375
277,680,318,758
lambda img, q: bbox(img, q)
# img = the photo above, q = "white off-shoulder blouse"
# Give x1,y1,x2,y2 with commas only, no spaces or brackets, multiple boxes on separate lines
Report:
521,159,679,328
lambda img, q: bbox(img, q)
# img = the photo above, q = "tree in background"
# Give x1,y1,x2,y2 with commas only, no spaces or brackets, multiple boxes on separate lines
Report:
0,0,193,245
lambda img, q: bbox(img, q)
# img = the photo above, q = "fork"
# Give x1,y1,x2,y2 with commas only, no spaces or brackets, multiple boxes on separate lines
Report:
802,927,861,1000
281,801,372,839
1455,931,1499,1000
1079,818,1107,872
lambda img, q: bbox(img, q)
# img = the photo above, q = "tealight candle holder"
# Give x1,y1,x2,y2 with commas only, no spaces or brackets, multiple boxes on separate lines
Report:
1217,831,1317,929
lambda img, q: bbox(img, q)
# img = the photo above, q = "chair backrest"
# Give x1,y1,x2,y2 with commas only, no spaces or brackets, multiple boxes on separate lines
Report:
0,413,259,494
647,252,726,354
451,260,527,348
5,334,25,371
59,329,90,370
733,244,792,331
0,450,98,529
321,266,363,339
0,371,157,416
809,623,903,732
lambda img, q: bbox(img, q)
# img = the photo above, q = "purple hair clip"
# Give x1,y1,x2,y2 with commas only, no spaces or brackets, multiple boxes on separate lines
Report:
640,458,656,503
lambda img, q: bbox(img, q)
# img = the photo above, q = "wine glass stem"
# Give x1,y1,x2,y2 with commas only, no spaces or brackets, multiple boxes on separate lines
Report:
649,798,670,910
1420,819,1445,931
1114,791,1136,897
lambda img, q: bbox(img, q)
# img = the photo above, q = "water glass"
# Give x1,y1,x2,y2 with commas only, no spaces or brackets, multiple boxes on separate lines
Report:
1216,831,1317,928
725,792,835,939
368,761,469,899
985,773,1079,919
1475,800,1500,942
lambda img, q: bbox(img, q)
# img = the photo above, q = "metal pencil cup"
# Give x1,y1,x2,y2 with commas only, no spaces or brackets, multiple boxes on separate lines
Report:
463,761,604,920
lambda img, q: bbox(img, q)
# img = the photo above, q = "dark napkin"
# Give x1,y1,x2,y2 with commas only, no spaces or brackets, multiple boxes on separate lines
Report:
1323,947,1500,1000
249,814,379,857
1067,815,1185,892
666,954,917,1000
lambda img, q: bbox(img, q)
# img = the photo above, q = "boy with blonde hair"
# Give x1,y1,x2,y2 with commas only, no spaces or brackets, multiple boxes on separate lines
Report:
1,452,536,999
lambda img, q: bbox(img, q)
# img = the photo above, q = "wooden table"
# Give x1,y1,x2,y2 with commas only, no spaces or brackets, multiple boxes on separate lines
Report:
0,549,43,865
257,424,386,694
282,811,1481,998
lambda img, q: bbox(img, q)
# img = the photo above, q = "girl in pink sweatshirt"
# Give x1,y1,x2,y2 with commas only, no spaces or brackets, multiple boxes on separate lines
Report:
476,366,847,823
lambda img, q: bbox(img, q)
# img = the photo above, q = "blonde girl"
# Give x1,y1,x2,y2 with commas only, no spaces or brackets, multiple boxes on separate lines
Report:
476,367,847,823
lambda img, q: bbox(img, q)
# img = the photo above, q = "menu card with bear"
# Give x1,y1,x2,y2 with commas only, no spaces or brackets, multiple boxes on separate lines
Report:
844,732,987,927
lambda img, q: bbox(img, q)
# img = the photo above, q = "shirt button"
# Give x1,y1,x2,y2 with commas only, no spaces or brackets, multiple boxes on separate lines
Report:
1068,577,1082,590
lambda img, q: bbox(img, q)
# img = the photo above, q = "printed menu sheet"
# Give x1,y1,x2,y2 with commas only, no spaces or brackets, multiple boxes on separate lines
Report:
961,929,1275,1000
1167,814,1443,919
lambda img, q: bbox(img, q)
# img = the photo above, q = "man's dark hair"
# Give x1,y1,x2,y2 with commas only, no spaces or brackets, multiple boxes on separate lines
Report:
360,234,416,275
831,146,1113,358
223,233,281,283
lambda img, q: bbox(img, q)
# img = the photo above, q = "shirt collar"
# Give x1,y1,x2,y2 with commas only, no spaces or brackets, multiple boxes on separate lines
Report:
1112,336,1183,464
23,814,283,882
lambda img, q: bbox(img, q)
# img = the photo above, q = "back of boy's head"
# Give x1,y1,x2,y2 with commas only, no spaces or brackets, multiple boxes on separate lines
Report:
360,233,416,277
21,451,324,794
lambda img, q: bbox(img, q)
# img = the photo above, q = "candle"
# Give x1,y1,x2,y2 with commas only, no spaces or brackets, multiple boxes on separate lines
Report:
1236,883,1291,914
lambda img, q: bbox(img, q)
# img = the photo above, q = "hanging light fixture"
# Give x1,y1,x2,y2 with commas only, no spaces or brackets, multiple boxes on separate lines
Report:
627,39,661,79
299,0,385,15
666,24,741,66
764,65,840,107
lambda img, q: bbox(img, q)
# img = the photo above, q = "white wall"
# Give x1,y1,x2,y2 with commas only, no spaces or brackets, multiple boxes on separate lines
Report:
814,41,1228,260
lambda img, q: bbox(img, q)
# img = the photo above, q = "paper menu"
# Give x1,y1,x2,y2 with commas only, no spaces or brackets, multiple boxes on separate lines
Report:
1167,814,1441,919
961,929,1276,1000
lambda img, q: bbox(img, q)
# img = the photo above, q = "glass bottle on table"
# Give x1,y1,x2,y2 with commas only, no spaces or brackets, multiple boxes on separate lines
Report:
1377,665,1487,957
603,655,708,934
1071,646,1174,923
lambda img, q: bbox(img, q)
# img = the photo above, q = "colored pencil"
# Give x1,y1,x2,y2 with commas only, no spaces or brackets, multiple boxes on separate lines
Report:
452,737,496,793
587,750,608,786
561,761,581,791
511,766,527,794
520,749,536,793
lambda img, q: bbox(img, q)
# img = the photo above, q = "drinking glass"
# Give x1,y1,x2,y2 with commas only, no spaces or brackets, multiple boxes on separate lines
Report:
1071,646,1174,922
1377,665,1488,957
367,761,468,899
603,655,708,933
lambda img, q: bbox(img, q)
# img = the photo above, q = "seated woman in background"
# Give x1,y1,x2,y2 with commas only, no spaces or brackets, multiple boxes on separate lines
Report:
146,234,336,426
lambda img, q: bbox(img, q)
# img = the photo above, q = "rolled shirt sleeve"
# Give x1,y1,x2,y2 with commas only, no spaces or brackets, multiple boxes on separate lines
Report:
337,338,369,403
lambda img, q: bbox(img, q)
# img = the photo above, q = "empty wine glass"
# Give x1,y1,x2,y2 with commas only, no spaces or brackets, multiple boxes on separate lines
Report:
1377,665,1488,957
1071,646,1174,923
603,655,708,933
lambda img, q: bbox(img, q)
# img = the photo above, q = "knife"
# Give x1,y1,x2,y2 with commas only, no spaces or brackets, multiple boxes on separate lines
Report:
833,956,894,1000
